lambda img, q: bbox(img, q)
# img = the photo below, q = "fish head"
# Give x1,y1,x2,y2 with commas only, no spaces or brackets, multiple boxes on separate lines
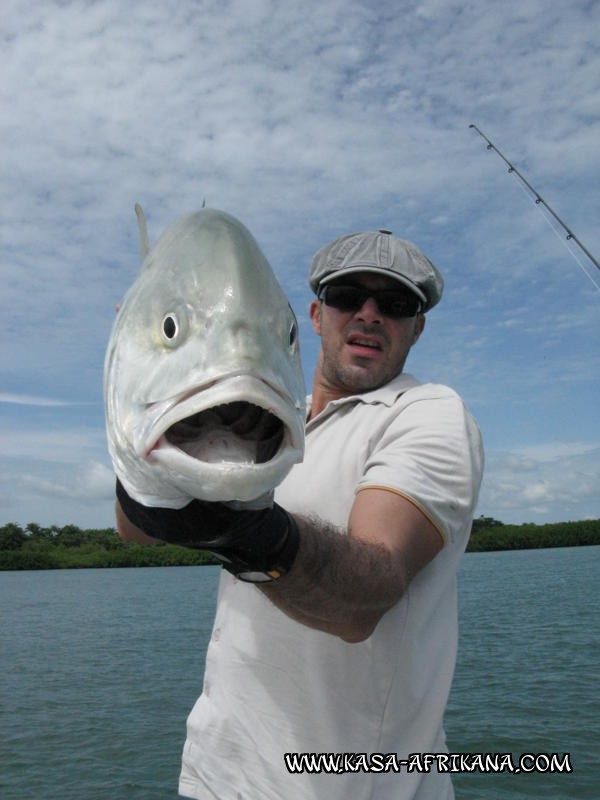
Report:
104,208,306,507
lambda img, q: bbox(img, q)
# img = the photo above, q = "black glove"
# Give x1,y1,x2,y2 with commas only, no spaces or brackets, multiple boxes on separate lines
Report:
116,479,299,583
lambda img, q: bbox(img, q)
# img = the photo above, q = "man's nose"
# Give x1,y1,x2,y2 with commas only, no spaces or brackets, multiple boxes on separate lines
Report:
355,295,383,323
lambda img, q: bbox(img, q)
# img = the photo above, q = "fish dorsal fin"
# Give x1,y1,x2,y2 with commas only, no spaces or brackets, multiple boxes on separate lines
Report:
134,203,150,262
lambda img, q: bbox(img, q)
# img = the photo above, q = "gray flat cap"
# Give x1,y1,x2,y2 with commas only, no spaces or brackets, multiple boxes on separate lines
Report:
309,229,444,312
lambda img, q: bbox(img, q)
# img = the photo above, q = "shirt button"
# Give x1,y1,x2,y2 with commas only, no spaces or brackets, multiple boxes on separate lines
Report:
213,627,221,642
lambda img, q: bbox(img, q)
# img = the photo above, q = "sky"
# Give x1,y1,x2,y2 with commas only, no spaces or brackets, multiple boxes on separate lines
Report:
1,0,599,530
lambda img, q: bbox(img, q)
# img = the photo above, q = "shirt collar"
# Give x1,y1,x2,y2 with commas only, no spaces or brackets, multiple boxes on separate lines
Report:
306,372,422,426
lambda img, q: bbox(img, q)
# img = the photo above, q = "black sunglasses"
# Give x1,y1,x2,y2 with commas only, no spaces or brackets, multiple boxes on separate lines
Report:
318,283,422,319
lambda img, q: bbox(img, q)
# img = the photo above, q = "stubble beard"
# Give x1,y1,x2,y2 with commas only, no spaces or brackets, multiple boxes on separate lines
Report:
320,337,407,394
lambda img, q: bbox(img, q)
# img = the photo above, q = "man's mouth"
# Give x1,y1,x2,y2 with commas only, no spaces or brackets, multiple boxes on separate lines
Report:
346,334,384,352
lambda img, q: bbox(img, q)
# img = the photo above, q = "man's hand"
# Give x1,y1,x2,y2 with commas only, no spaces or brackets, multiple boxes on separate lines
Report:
115,480,299,581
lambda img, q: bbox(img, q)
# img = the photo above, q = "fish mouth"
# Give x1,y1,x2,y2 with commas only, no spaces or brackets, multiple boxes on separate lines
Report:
136,374,303,470
162,401,285,464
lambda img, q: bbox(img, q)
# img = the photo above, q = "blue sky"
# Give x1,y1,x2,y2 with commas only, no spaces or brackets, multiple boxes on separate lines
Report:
1,0,599,529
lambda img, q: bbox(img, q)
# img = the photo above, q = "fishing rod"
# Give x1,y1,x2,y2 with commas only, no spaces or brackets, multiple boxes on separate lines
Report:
469,123,600,275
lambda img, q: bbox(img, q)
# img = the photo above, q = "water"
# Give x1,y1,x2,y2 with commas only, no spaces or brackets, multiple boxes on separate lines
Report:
1,548,598,799
448,546,598,799
1,566,219,799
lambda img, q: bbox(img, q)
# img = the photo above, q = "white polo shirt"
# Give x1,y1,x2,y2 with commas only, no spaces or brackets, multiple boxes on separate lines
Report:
179,373,484,800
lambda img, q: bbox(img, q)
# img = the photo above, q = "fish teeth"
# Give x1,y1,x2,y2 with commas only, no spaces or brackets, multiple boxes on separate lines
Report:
165,402,284,465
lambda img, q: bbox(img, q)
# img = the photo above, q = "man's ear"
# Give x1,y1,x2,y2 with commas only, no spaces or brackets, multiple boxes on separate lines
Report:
413,313,426,344
309,299,322,335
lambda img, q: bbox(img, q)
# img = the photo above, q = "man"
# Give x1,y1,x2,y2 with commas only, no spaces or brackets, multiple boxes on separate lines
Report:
117,228,484,799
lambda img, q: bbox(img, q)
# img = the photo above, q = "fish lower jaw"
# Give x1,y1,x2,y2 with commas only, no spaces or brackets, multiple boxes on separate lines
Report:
149,430,267,466
146,438,301,503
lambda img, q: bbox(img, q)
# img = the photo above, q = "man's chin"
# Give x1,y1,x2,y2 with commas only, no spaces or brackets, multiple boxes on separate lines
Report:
329,362,394,394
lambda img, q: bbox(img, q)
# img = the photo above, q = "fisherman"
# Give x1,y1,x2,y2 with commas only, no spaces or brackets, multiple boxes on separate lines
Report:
117,228,484,800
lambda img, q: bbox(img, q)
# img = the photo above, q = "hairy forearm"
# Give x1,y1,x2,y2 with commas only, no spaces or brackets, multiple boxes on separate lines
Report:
259,515,407,642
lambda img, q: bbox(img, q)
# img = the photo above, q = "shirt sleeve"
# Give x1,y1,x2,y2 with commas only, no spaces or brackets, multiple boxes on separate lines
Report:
356,386,484,545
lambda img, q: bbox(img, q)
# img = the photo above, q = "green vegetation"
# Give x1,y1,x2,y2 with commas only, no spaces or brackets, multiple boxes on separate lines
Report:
0,522,218,571
467,516,600,552
0,517,598,570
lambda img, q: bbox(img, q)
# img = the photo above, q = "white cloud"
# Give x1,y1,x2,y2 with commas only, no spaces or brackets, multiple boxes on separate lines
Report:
1,427,108,464
479,441,600,522
0,459,116,528
18,461,114,502
499,455,538,472
80,461,115,498
515,442,600,463
0,392,83,407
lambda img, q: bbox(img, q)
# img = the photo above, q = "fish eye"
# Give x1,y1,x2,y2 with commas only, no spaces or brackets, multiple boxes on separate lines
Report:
160,307,189,346
163,315,177,339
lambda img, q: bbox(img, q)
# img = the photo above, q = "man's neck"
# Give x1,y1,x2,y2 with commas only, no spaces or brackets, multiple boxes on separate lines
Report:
308,383,340,421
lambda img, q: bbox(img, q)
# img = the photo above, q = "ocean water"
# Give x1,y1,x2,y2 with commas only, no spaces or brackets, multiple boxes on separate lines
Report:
1,547,598,799
447,546,598,799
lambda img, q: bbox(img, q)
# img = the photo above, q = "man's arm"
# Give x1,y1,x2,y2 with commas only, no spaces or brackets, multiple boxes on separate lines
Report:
114,483,444,642
259,487,443,643
115,500,162,545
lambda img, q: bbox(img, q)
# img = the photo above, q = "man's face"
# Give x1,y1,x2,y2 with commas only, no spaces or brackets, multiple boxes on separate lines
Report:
310,273,426,396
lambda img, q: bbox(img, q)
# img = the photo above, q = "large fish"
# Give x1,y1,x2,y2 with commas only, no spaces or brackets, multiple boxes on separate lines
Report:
104,206,306,509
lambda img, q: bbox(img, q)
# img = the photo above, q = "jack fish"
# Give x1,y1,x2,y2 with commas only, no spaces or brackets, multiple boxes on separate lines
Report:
104,206,306,509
